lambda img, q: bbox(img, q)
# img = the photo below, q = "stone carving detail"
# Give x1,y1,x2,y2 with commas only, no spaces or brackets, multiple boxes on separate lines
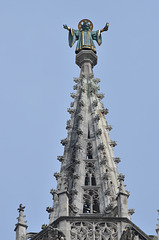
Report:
98,143,105,151
73,84,78,90
70,221,117,240
97,93,104,99
46,207,54,213
70,93,78,99
79,86,85,93
77,113,83,121
70,102,74,107
69,204,79,216
67,108,75,114
94,114,100,122
104,202,118,217
120,225,142,240
101,108,109,115
93,78,100,83
110,141,117,147
103,172,110,180
89,86,96,95
74,77,80,83
76,128,83,135
87,142,93,158
92,99,98,108
54,172,61,180
106,125,112,131
96,128,102,136
61,138,68,146
114,157,121,164
79,100,84,107
66,120,71,130
57,156,64,162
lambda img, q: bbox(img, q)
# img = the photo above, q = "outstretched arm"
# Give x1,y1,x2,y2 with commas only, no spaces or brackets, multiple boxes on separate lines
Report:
63,24,71,31
101,22,109,32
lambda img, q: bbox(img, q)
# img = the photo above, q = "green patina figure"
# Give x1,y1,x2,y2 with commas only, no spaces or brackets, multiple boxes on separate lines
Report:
63,19,109,54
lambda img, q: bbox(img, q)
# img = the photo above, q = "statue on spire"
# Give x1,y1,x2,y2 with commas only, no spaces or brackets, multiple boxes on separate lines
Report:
63,19,109,54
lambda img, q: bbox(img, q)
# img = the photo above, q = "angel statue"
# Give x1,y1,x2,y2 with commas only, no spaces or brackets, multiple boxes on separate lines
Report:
63,19,109,54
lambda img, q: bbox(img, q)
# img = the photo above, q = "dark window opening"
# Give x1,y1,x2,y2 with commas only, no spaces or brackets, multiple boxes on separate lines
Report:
91,174,96,186
93,201,99,213
83,203,90,213
85,174,90,185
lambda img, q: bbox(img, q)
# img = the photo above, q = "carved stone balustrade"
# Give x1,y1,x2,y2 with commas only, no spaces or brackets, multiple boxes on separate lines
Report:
110,141,117,147
61,138,68,146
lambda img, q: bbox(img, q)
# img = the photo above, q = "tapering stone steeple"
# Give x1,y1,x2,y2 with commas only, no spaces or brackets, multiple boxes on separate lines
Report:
14,20,157,240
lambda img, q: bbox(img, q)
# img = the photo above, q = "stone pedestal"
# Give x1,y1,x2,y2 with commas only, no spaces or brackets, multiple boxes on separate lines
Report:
76,50,97,77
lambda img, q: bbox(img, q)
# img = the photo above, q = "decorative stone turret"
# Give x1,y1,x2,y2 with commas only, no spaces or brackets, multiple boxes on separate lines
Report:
14,204,28,240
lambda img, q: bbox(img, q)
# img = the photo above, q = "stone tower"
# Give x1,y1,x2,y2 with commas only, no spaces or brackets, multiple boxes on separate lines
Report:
15,21,158,240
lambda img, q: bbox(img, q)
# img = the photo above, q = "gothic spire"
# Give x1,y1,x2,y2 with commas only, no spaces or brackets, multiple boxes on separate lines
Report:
14,204,28,240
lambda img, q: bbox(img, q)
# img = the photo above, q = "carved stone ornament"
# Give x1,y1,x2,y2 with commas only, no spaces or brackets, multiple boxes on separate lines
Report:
46,206,54,213
114,157,121,164
80,86,85,92
70,102,74,107
120,225,141,240
74,77,80,83
101,108,109,115
70,221,117,240
93,78,100,83
76,128,83,135
110,141,117,147
69,203,79,215
67,108,75,114
61,138,68,146
66,120,71,130
94,114,100,122
70,93,78,99
77,113,83,121
41,224,48,230
57,156,64,162
97,93,104,99
79,99,84,107
54,172,61,180
106,125,112,131
98,143,105,151
96,128,102,136
103,172,110,180
73,84,78,90
92,99,98,107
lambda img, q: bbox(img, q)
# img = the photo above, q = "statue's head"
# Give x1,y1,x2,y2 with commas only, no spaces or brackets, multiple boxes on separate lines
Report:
82,22,90,31
78,19,93,32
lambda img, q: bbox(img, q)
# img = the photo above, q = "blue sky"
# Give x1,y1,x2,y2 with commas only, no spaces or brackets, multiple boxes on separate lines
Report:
0,0,159,239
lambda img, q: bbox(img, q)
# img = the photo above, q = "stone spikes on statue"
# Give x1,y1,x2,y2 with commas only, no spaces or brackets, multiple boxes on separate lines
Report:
63,19,109,54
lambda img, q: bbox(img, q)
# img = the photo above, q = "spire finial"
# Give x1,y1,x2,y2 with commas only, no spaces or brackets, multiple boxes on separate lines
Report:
14,203,28,240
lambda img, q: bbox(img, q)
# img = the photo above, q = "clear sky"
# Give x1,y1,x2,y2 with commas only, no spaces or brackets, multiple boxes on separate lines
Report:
0,0,159,239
